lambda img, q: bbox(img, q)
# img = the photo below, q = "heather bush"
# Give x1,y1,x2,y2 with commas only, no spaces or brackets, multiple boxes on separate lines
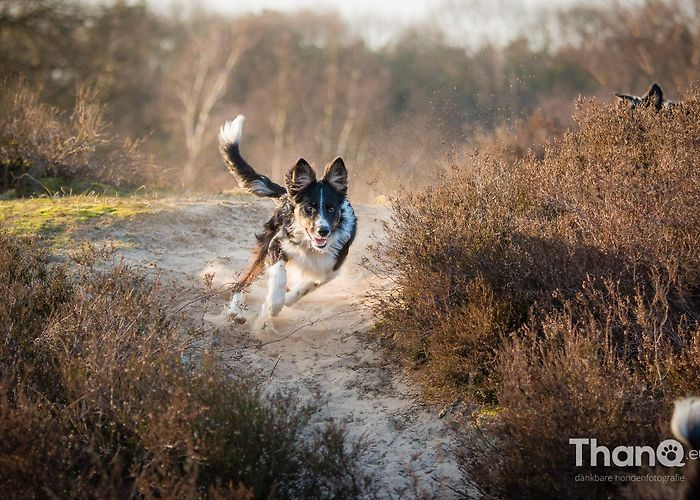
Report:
0,79,156,195
459,280,700,499
371,89,700,497
0,233,373,498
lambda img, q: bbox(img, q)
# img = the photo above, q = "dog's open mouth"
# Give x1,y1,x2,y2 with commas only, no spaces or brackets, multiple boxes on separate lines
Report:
309,232,329,248
312,237,328,248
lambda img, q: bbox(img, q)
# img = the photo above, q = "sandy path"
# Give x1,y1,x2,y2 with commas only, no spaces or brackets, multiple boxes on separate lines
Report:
90,194,461,498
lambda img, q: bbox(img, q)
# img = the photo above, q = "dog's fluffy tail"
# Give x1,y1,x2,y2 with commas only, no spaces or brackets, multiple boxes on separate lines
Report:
219,115,286,198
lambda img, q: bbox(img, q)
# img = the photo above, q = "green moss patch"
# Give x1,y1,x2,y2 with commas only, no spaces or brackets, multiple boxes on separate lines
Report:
0,195,161,243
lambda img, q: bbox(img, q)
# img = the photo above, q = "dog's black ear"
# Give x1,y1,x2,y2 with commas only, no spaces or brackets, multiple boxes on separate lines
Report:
615,92,638,105
286,158,316,195
615,92,630,101
322,157,348,195
647,83,664,111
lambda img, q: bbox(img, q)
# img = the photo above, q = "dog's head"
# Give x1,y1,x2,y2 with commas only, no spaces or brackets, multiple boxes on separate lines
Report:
285,157,348,250
615,83,665,111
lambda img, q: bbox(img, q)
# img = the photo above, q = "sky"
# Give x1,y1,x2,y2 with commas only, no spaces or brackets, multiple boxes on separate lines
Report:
153,0,447,22
210,0,431,20
149,0,594,21
134,0,600,47
164,0,438,44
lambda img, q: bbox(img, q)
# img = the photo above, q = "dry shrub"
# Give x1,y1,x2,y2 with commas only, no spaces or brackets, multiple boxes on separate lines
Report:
369,145,614,402
371,89,700,497
0,233,373,499
460,279,700,499
468,108,568,163
0,79,157,195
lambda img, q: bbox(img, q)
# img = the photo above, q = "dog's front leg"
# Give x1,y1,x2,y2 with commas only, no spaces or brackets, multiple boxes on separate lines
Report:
285,279,320,306
227,290,249,324
266,260,287,316
256,260,287,331
285,270,338,306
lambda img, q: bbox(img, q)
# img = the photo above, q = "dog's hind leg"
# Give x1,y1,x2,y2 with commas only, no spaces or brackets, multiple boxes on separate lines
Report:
227,239,270,323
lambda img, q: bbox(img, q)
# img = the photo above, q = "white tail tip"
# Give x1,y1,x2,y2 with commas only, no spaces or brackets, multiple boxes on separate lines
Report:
219,114,245,146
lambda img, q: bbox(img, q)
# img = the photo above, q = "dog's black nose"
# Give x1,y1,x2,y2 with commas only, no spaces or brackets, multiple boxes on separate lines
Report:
318,227,330,237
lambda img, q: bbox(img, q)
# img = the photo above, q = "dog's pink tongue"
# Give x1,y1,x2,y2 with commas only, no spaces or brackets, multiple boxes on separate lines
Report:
314,237,328,246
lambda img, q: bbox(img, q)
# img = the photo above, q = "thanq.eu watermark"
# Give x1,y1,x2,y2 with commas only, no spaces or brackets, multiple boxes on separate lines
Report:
569,437,698,467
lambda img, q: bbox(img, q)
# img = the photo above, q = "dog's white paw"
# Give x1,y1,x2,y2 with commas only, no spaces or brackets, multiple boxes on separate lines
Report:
254,304,277,333
226,292,248,324
226,309,247,324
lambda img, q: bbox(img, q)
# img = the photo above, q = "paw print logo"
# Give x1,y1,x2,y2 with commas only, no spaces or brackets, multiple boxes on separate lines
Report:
657,439,686,467
661,444,679,462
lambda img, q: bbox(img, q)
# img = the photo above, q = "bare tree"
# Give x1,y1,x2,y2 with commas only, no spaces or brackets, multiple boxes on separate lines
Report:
559,0,700,93
173,22,252,187
269,32,294,179
0,0,82,82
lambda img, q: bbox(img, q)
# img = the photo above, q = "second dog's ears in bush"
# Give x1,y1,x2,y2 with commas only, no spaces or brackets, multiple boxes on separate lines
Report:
614,82,666,111
646,83,664,111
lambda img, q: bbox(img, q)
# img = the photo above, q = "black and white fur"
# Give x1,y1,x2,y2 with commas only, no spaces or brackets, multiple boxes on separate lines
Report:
219,115,357,331
615,83,677,112
670,398,700,500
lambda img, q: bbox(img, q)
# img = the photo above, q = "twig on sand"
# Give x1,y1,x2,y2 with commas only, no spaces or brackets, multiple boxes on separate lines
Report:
171,281,237,314
268,354,282,381
430,475,464,496
235,306,365,352
236,317,321,350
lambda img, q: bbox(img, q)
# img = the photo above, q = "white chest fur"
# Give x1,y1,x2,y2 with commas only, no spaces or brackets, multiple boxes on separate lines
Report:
280,239,338,281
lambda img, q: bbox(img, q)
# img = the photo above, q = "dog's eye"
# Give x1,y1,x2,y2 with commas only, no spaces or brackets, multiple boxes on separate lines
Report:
305,205,314,214
326,205,335,213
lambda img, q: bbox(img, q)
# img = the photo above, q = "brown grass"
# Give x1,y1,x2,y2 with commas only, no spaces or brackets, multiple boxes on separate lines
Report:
0,78,158,195
0,233,373,498
370,89,700,497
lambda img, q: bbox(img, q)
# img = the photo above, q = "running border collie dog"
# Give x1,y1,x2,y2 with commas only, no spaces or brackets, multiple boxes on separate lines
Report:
219,115,357,331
